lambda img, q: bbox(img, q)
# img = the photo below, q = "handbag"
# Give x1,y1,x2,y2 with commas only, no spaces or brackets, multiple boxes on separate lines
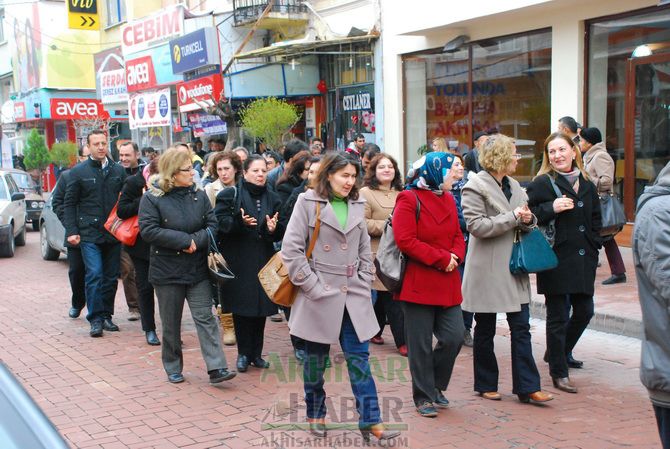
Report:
373,192,420,293
509,227,559,274
599,193,626,237
104,201,140,246
258,203,321,307
207,228,235,285
538,175,562,247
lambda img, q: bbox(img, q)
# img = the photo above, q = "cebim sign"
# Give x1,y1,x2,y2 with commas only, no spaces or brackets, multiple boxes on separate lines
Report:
121,6,184,56
50,99,110,120
176,73,223,113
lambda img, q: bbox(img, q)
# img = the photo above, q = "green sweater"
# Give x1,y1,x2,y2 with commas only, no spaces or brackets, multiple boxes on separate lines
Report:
330,195,348,229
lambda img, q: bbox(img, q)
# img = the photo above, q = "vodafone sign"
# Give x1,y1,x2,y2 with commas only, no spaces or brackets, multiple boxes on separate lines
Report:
50,99,110,120
121,6,184,56
125,56,157,93
176,74,223,113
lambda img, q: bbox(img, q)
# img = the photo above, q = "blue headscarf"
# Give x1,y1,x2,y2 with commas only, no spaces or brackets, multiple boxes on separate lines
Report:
406,152,455,191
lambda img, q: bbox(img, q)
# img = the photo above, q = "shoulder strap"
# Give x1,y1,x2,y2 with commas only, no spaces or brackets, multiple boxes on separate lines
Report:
547,174,562,198
305,202,322,259
412,191,421,221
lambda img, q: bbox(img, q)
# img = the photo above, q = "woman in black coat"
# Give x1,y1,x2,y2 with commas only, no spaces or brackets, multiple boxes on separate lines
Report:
215,154,284,373
139,148,235,385
526,132,602,394
275,150,311,204
117,160,159,346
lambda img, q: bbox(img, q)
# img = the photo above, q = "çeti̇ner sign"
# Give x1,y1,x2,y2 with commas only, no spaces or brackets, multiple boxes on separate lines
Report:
169,27,220,74
342,92,371,112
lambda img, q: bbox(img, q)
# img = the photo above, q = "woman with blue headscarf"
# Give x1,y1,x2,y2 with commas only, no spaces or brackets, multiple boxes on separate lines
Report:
392,152,466,418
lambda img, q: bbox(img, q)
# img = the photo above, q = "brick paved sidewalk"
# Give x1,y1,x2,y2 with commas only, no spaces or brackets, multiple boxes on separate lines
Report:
0,232,659,449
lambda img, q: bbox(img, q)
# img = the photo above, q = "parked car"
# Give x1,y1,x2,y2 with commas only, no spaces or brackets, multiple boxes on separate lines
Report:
38,180,66,261
0,169,27,257
6,168,45,231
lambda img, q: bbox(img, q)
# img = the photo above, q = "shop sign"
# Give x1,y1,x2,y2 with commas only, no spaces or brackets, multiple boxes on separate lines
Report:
121,5,184,56
342,92,371,111
176,74,223,112
14,102,26,121
170,27,220,74
50,98,110,120
187,113,227,137
305,99,315,128
128,88,171,129
184,64,221,81
100,69,128,104
125,56,157,92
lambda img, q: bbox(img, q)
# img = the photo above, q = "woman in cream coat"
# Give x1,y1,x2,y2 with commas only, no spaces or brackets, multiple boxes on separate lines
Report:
461,134,553,404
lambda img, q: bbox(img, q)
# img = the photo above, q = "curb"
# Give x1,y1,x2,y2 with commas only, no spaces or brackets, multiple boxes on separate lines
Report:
529,297,643,339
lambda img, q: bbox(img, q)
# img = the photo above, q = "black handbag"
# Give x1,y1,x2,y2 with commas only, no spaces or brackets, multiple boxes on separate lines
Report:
599,193,626,237
509,227,559,274
538,175,562,247
207,229,235,285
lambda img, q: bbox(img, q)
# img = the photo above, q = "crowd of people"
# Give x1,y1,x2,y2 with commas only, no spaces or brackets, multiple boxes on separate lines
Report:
54,121,631,443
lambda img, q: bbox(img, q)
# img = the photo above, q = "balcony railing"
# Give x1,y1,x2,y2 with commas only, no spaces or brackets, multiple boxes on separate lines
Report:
232,0,308,27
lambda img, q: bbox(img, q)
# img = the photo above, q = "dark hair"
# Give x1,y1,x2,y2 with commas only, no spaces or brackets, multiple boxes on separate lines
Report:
311,137,323,144
579,127,602,145
278,150,311,185
86,129,106,144
310,156,321,164
355,134,365,141
141,146,156,156
314,152,360,200
264,150,282,164
119,141,139,152
363,144,380,160
208,150,243,182
283,138,309,162
559,116,580,133
363,153,403,191
148,157,160,176
243,154,266,171
78,145,87,157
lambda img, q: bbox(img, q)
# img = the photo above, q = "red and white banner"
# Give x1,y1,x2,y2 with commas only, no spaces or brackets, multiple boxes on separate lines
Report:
121,5,184,56
128,88,171,130
50,99,110,120
176,73,223,113
14,102,26,121
100,69,128,104
125,56,158,93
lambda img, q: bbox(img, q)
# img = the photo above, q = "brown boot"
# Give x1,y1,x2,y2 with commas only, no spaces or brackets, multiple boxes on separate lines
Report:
220,312,236,346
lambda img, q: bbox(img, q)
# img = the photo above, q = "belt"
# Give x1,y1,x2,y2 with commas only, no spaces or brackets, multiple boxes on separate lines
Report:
310,259,360,277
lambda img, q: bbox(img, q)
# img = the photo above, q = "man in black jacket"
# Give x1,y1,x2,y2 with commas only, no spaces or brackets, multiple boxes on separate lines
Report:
64,130,127,337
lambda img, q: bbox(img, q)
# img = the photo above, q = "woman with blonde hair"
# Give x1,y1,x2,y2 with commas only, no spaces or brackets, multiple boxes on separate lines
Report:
431,137,448,152
526,132,601,394
461,134,553,404
139,148,236,384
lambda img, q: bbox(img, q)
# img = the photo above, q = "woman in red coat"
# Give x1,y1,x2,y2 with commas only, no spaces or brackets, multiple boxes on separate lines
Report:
393,151,466,418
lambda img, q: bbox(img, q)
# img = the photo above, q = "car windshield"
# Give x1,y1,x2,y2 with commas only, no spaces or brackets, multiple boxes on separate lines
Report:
11,173,39,193
0,180,8,201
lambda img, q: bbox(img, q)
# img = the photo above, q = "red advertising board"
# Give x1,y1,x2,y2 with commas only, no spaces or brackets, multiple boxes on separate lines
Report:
14,102,26,121
50,99,110,120
176,73,224,112
125,56,158,92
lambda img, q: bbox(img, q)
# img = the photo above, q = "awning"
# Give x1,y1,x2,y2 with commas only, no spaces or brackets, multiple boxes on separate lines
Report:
233,32,379,61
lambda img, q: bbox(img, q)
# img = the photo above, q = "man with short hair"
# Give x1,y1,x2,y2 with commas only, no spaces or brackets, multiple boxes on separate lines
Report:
557,116,581,144
464,131,488,174
361,144,381,174
266,138,309,191
64,130,127,337
234,146,249,164
347,133,365,159
634,161,670,449
141,147,157,163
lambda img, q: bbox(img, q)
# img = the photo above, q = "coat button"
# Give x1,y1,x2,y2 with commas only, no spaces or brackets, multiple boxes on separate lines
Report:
324,284,331,290
579,249,585,256
340,286,348,293
323,244,331,251
297,271,305,280
578,225,585,232
340,243,348,250
577,201,584,207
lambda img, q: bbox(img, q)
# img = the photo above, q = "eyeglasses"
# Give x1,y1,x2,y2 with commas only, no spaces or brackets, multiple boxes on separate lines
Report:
178,166,193,172
511,154,523,159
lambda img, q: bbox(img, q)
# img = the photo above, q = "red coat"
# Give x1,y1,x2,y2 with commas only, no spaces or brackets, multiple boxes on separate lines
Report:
392,189,465,307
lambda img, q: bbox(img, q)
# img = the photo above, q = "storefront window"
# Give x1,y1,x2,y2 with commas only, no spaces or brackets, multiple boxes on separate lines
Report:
587,7,670,217
403,29,551,183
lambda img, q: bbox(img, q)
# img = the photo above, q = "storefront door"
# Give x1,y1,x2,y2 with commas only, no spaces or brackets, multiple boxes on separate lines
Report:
623,53,670,220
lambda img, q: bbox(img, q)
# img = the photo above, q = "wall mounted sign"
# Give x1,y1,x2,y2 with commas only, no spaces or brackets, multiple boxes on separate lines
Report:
176,73,223,113
342,92,371,111
121,5,184,56
169,27,220,74
50,98,110,120
128,88,171,129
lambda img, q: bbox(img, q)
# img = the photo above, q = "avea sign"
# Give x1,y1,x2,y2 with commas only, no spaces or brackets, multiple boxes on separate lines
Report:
50,99,110,119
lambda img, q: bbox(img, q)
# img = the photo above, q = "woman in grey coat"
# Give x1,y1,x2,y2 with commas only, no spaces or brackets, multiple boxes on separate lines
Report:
461,134,553,404
282,152,400,445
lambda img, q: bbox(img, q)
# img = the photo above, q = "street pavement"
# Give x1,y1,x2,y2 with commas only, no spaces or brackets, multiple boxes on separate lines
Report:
0,231,659,449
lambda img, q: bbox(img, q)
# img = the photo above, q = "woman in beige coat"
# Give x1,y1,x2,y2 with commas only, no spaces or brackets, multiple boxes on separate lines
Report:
461,134,553,404
360,153,406,355
282,152,400,444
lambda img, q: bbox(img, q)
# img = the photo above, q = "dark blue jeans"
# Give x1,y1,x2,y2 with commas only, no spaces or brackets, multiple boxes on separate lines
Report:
303,310,381,428
80,241,121,323
473,303,541,395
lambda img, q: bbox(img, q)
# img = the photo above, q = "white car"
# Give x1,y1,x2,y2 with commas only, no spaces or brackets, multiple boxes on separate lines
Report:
0,169,27,257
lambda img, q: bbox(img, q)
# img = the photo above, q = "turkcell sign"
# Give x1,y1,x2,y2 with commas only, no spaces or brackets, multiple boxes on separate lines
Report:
169,27,220,74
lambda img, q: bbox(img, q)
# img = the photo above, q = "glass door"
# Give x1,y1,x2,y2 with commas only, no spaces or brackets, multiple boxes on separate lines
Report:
624,53,670,220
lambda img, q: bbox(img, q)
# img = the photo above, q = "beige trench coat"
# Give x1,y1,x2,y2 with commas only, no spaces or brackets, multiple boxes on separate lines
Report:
204,179,227,207
460,171,534,313
360,186,399,291
281,189,379,344
583,142,614,195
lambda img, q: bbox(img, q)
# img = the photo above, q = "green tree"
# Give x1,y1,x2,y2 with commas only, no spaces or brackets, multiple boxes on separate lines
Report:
239,97,300,150
23,129,51,173
50,141,78,169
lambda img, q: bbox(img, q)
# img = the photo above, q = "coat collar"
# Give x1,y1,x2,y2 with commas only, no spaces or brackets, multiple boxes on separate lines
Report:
474,171,523,211
553,172,589,199
583,142,607,166
303,189,365,234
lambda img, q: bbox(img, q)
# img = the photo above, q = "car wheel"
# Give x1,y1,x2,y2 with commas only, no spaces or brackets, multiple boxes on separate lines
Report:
0,225,15,257
15,225,26,247
31,220,40,232
40,224,60,261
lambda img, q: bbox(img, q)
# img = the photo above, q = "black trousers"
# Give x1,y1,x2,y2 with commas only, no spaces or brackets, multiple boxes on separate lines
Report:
373,291,406,347
545,294,594,378
281,306,305,351
655,405,670,449
233,314,267,359
67,246,86,311
130,256,156,332
473,303,541,395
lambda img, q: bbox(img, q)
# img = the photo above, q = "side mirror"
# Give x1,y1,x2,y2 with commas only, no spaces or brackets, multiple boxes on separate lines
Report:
11,192,25,201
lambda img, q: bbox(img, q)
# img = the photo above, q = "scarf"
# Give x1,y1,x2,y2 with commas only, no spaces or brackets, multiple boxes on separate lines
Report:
243,179,267,197
558,169,581,190
407,152,455,192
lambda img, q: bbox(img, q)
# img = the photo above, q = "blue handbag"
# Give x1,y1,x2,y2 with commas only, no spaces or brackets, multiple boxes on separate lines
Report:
510,227,559,274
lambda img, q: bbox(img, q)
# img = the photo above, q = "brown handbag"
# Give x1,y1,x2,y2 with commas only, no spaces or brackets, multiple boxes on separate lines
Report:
258,202,321,307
